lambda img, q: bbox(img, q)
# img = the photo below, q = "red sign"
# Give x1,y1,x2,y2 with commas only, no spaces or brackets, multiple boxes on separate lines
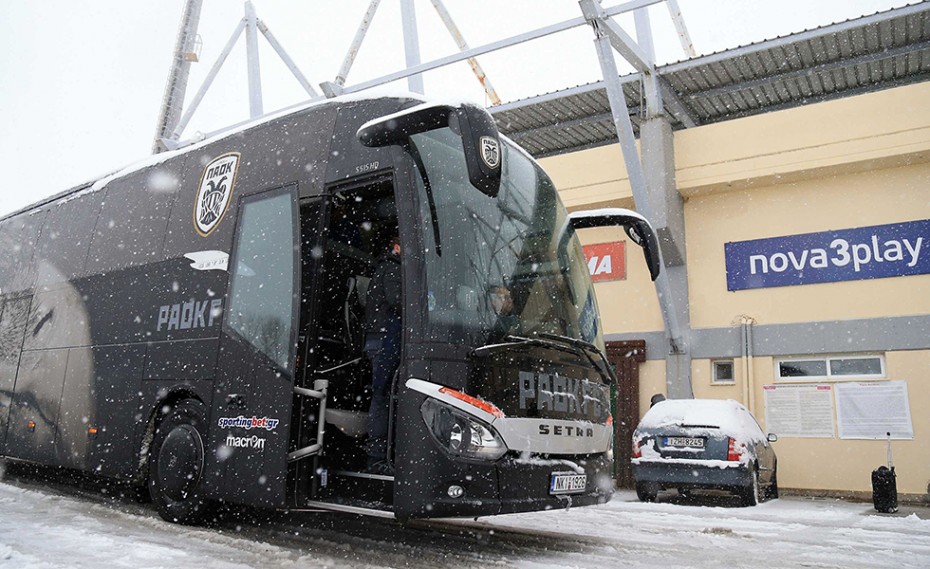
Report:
583,241,626,282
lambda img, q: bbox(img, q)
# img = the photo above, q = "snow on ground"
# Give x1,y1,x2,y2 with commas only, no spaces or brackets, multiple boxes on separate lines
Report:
0,471,927,569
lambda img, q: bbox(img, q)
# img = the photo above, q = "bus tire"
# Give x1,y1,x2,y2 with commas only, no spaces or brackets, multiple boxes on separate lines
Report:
148,400,212,525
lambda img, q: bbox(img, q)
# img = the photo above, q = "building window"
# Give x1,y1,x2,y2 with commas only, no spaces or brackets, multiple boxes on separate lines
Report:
776,355,884,381
712,360,735,385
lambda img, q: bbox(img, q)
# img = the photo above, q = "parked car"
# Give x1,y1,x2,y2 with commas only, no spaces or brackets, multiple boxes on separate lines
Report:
631,398,778,506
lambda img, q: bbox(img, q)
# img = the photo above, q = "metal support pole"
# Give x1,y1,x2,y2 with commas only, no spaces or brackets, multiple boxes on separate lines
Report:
153,0,203,153
336,0,382,87
400,0,425,93
585,5,693,398
634,7,662,117
591,33,682,349
245,1,264,118
170,20,246,142
665,0,697,57
258,19,319,97
429,0,501,105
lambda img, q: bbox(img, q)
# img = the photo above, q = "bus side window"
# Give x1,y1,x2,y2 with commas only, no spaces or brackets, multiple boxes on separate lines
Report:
226,187,298,372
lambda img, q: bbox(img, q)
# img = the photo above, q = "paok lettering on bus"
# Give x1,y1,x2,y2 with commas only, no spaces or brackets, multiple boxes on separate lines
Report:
156,297,224,331
750,236,923,275
518,371,608,417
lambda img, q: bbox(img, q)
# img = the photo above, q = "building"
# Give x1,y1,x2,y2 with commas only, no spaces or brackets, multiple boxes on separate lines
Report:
494,3,930,499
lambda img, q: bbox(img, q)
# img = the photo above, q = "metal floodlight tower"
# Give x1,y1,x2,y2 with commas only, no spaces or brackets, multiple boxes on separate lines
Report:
152,0,204,153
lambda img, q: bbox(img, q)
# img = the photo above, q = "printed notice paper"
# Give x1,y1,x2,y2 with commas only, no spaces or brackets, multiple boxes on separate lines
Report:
763,384,835,438
835,381,913,440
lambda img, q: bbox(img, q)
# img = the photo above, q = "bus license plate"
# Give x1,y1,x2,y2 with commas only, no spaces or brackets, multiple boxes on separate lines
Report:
550,473,587,495
664,437,704,448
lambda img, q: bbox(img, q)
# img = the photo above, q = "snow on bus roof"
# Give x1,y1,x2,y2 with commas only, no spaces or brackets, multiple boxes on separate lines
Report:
2,90,438,221
637,398,765,442
88,90,430,195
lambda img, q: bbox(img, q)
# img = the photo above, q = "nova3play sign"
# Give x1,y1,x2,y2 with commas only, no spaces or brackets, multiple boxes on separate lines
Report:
725,220,929,291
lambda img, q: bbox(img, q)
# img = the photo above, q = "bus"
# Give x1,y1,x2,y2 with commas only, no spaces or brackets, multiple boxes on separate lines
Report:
0,95,660,524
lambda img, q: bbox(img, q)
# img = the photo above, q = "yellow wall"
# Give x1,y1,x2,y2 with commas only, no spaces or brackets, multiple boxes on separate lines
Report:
576,226,664,334
686,162,930,328
545,82,930,497
689,352,930,495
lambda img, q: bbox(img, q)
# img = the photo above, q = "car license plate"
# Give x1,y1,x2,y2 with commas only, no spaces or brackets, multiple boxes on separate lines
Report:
664,437,704,448
550,473,586,495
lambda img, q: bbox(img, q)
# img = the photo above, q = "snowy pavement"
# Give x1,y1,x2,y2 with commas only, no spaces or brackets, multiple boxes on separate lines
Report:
0,468,927,569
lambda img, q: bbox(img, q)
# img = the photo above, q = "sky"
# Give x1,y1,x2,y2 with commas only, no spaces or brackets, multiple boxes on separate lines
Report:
0,0,917,217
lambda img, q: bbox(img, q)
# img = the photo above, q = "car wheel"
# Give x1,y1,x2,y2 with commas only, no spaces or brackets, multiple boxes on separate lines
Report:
148,400,213,525
636,482,659,502
740,467,760,507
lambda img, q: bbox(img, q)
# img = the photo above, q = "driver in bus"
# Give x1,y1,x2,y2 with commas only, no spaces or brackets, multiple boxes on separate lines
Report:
489,284,519,334
364,234,402,475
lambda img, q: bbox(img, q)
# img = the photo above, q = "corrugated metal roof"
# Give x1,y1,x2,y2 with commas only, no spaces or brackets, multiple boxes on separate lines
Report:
492,2,930,158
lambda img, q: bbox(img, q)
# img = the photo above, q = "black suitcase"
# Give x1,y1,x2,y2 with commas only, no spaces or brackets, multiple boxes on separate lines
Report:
872,432,898,514
871,466,897,513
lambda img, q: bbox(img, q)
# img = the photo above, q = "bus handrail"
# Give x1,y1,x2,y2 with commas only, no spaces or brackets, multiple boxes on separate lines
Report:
288,379,329,462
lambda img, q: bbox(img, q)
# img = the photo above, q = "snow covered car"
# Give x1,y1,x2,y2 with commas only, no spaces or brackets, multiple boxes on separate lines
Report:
631,399,778,506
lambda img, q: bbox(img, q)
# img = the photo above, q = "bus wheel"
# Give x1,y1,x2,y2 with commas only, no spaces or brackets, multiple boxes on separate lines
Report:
149,400,212,525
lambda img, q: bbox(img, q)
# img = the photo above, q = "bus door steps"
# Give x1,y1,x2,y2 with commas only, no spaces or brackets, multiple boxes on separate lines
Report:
314,469,393,505
296,500,395,519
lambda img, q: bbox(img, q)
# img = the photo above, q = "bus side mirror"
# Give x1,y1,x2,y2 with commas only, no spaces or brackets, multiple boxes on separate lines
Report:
568,208,662,281
358,102,501,198
452,105,501,198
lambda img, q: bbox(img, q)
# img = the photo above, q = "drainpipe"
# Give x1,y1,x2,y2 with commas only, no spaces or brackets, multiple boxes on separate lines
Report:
735,315,756,410
747,317,756,415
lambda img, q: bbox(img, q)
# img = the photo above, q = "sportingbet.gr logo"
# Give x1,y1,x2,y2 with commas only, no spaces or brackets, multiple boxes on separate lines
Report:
217,415,280,431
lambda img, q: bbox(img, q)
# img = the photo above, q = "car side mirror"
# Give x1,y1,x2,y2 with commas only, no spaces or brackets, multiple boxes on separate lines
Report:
767,433,778,443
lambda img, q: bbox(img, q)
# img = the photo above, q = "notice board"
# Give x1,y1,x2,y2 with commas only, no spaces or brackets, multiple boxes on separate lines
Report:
834,381,913,440
763,384,836,438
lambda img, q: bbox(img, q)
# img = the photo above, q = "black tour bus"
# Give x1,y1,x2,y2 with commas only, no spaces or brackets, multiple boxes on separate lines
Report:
0,95,660,524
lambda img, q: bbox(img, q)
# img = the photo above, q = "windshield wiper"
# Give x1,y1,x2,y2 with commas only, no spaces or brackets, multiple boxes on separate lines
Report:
538,332,615,382
470,335,582,359
407,140,442,256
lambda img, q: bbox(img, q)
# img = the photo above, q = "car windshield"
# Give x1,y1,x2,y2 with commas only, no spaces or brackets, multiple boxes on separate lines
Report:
409,128,603,352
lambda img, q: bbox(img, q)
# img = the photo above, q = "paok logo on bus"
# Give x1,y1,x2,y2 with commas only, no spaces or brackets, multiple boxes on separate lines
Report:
480,136,500,169
194,152,240,237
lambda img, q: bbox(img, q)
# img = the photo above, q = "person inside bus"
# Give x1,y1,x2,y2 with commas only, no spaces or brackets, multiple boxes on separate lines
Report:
364,233,402,475
489,284,519,334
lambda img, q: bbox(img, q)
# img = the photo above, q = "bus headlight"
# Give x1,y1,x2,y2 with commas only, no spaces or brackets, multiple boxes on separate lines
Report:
421,398,506,461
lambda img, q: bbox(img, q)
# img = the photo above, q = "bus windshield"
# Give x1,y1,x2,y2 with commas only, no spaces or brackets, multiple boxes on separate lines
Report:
409,128,604,352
